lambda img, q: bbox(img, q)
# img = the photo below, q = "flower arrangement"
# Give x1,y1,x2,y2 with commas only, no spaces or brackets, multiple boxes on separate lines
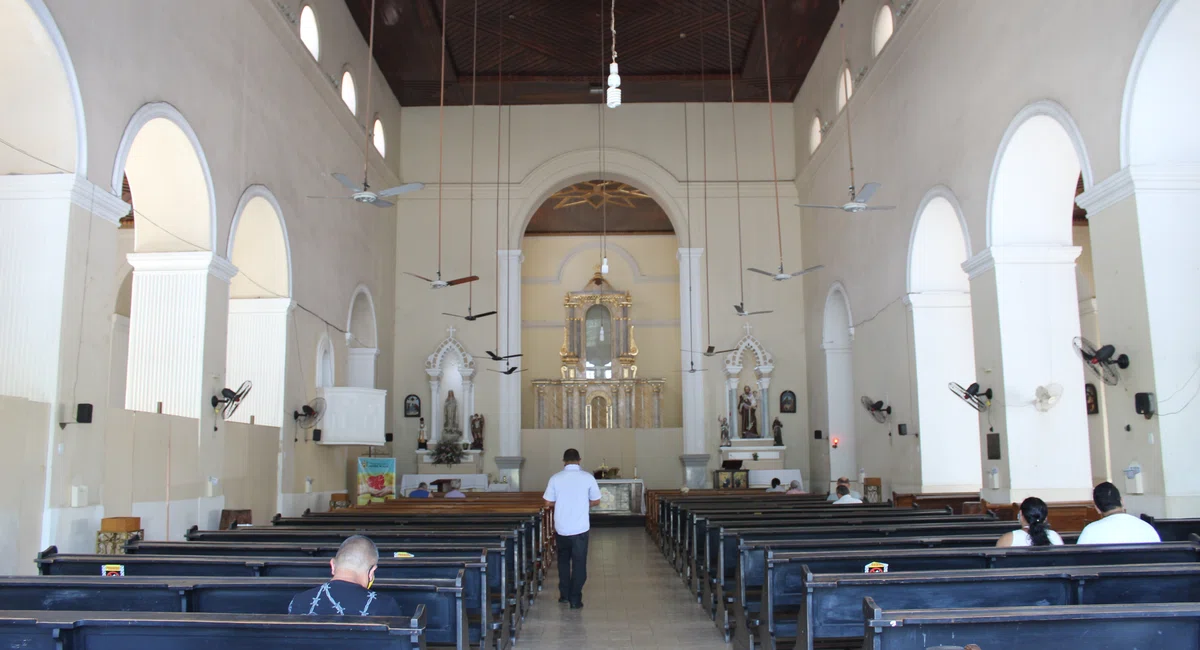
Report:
430,437,466,466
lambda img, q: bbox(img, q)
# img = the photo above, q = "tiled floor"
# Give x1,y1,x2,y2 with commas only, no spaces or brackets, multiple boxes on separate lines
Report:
520,527,731,649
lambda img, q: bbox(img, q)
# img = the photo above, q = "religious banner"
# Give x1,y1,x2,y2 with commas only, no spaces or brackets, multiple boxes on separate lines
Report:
357,457,396,505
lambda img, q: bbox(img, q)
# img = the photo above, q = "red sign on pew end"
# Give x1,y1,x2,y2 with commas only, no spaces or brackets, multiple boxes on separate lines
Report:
864,561,888,573
102,564,125,577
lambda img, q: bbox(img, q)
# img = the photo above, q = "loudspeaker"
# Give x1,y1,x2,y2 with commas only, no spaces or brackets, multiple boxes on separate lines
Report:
897,423,908,436
1135,392,1156,419
385,432,394,443
76,403,93,424
312,429,322,442
814,430,823,440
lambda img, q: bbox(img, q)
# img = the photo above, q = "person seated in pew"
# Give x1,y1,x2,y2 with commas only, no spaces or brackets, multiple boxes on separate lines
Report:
831,484,862,504
826,477,862,501
408,482,431,498
288,535,402,617
1077,482,1162,545
444,480,466,499
766,478,786,493
785,480,807,495
995,496,1064,547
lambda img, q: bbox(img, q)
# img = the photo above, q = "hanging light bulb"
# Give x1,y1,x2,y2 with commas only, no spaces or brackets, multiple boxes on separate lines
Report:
607,62,622,108
601,256,609,275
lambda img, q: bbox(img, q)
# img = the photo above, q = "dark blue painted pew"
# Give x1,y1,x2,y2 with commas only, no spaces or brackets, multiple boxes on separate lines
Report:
36,550,502,650
1143,515,1200,542
0,575,465,649
0,608,428,650
754,541,1200,650
862,599,1200,650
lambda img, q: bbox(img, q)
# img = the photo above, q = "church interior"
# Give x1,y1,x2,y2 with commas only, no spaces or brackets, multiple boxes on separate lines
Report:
2,0,1200,647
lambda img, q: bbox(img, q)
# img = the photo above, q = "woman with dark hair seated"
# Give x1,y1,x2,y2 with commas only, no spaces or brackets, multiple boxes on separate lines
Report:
995,497,1064,547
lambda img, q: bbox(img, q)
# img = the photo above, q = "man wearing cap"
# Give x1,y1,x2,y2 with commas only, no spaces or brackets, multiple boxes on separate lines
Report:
543,448,601,609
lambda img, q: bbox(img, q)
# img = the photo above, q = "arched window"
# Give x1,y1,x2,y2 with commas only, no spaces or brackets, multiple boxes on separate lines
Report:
299,5,320,60
317,334,335,388
584,305,613,379
872,5,894,57
837,66,853,112
341,70,357,115
372,118,385,157
809,114,822,155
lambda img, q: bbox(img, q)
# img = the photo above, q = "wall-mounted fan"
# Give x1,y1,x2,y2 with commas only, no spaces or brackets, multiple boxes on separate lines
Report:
1073,336,1130,387
293,398,326,429
1033,384,1063,412
212,381,252,420
949,382,992,412
860,396,891,423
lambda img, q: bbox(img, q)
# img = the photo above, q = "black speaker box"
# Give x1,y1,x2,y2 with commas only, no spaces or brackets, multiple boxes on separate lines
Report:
385,433,394,443
312,429,322,442
76,403,93,424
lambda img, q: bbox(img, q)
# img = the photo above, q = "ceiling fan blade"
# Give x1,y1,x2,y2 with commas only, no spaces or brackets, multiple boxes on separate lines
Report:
332,173,363,192
470,311,498,319
745,310,774,316
442,313,466,319
706,349,736,356
789,264,825,277
862,205,896,211
371,199,394,208
404,272,434,283
853,182,881,204
377,182,426,197
446,275,480,286
795,204,845,210
746,268,776,277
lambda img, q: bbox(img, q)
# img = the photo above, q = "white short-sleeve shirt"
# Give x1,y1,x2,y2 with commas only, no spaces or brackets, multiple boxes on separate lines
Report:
543,464,601,536
1009,529,1065,546
1076,512,1162,545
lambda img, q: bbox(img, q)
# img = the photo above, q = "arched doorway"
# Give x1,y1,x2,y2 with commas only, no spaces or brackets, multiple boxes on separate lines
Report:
225,186,292,427
822,283,855,494
968,101,1094,503
906,187,981,492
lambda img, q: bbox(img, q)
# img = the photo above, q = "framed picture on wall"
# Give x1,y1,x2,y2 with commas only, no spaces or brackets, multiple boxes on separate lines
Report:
404,394,421,418
1085,383,1099,415
780,390,797,414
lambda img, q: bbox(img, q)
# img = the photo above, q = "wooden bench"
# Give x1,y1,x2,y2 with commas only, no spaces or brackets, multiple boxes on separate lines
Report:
863,600,1200,650
1142,515,1200,542
0,608,428,650
36,550,502,650
0,575,466,650
892,492,980,514
979,498,1101,533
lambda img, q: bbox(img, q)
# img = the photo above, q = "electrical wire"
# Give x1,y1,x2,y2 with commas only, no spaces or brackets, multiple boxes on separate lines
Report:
699,5,714,346
436,0,449,276
493,5,505,351
758,0,785,269
725,0,746,306
598,0,608,270
467,0,478,313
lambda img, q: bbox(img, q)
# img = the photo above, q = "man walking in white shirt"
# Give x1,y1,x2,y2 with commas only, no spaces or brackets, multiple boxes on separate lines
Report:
543,448,601,609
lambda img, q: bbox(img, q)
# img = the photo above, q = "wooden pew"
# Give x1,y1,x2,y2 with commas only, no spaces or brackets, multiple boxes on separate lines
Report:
36,550,500,650
0,575,467,650
1142,515,1200,542
0,608,428,650
892,492,980,514
862,600,1200,650
979,498,1102,533
756,541,1200,650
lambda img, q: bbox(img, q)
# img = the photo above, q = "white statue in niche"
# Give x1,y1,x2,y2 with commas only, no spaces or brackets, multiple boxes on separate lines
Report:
442,390,462,440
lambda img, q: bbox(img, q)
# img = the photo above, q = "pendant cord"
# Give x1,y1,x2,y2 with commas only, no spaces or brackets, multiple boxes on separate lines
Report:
504,94,514,361
436,0,449,276
759,0,784,269
362,0,377,187
494,3,505,350
468,0,478,311
726,0,745,305
599,0,608,267
701,5,712,344
839,9,857,196
683,101,694,368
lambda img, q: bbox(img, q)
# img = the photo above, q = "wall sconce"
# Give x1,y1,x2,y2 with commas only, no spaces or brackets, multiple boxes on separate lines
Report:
831,436,840,449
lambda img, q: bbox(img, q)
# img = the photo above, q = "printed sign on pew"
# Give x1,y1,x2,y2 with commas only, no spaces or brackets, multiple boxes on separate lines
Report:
865,561,888,574
102,564,125,577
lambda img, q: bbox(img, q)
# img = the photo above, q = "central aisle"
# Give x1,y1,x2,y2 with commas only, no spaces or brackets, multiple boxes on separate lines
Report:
521,527,731,649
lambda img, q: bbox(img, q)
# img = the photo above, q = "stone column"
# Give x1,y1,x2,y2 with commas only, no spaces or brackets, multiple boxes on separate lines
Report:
226,298,293,426
757,374,772,432
497,250,523,458
126,252,237,430
725,374,740,438
678,248,705,452
461,367,476,434
963,245,1091,504
426,370,442,443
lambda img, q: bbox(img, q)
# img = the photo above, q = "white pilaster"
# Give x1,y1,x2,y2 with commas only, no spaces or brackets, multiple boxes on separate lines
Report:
347,347,380,389
226,298,292,426
678,248,706,454
426,370,443,443
497,250,523,457
126,252,237,421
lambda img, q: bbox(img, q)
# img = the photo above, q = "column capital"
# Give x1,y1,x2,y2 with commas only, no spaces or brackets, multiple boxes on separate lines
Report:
962,246,1082,280
903,292,972,310
494,456,525,470
676,247,704,260
0,173,129,225
128,251,239,282
1077,163,1200,215
497,249,524,263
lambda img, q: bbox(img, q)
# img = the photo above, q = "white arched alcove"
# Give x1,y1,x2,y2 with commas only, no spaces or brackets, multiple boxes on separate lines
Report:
425,327,475,444
345,284,379,389
315,333,335,389
723,325,775,439
822,282,856,489
225,185,292,426
964,100,1092,503
905,186,981,492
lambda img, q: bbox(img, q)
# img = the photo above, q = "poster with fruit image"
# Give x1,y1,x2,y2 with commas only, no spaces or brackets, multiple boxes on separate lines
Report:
357,457,396,505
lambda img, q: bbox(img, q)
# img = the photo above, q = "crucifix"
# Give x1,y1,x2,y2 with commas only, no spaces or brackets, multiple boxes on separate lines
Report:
743,322,754,337
446,325,457,339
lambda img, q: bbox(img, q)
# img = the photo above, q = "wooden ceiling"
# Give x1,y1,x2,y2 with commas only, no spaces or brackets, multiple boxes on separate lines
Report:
345,0,840,106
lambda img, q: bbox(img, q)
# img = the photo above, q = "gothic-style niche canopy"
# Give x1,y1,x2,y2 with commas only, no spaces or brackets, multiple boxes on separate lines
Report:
424,326,476,443
723,323,775,439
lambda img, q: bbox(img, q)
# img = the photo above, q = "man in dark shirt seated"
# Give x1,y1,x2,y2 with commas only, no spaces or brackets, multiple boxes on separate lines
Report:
288,535,402,616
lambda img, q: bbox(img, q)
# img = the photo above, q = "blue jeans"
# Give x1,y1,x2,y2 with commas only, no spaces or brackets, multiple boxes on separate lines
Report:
556,531,590,605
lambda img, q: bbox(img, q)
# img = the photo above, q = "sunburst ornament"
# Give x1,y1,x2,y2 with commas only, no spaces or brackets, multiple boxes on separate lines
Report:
550,181,650,210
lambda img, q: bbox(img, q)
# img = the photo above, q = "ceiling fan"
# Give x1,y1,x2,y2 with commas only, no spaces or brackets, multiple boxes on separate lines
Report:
734,303,773,317
796,20,894,215
308,0,423,208
488,365,526,375
747,263,825,282
404,271,479,290
444,307,496,321
683,344,737,358
486,350,522,362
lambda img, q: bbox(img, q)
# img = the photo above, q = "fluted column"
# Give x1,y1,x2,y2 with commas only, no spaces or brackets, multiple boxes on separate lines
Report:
225,298,292,426
126,252,237,428
497,249,523,457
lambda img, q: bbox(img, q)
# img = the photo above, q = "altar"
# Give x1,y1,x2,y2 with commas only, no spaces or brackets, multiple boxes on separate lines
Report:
590,478,645,516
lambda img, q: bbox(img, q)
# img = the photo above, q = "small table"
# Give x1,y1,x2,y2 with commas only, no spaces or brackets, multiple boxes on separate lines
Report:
592,479,646,515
